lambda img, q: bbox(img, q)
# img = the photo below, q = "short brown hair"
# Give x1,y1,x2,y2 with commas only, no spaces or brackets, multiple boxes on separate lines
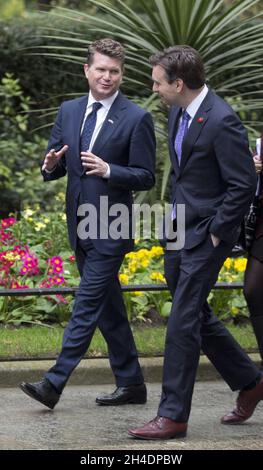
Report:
149,45,205,89
87,38,125,68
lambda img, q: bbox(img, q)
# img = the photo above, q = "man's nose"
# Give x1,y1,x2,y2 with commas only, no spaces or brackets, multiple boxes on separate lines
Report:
103,71,111,80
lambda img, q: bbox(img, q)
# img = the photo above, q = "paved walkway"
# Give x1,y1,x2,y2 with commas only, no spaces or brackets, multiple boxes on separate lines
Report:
0,382,262,450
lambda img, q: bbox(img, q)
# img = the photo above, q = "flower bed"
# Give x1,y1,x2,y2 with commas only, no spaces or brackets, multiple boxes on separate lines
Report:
0,212,248,325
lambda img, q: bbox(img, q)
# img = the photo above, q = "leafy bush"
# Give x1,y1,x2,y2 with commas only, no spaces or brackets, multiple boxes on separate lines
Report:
0,14,90,131
0,73,66,214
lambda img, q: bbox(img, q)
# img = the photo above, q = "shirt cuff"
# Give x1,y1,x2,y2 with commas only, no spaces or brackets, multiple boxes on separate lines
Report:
43,165,57,174
102,163,110,179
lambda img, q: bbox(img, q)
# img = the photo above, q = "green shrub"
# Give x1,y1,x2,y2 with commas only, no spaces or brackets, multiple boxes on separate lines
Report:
0,14,89,132
0,73,66,214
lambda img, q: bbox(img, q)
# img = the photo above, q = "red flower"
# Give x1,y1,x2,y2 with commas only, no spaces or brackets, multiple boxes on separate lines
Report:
197,117,204,123
1,217,16,229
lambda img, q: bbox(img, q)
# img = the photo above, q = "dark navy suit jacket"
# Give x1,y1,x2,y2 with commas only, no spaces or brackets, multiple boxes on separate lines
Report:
42,91,156,254
168,89,257,249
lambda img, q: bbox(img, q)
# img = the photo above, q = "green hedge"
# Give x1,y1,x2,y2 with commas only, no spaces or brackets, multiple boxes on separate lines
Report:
0,14,89,133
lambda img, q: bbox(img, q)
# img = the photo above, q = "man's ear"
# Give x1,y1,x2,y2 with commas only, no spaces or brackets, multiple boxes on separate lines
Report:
176,78,184,93
84,64,89,79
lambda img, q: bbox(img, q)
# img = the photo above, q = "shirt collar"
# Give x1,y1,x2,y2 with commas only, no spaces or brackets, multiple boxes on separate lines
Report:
87,90,119,111
185,84,208,120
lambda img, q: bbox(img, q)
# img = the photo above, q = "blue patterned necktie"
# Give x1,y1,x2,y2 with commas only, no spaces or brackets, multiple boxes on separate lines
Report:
174,109,190,165
80,101,102,152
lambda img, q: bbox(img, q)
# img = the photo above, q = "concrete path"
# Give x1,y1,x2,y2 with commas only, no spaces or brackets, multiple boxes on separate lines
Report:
0,382,262,450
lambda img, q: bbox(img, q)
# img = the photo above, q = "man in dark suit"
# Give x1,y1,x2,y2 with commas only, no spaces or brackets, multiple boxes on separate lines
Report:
20,38,155,409
129,45,263,440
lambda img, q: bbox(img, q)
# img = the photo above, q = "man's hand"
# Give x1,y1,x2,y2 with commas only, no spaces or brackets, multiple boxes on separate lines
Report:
211,233,220,247
81,151,109,177
42,145,69,172
253,154,262,174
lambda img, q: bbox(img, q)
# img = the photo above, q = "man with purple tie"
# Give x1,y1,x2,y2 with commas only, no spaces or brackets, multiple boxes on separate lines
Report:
129,45,263,440
20,38,155,409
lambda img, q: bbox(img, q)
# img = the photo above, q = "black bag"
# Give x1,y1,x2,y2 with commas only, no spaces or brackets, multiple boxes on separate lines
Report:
231,195,261,258
232,134,263,257
244,195,261,251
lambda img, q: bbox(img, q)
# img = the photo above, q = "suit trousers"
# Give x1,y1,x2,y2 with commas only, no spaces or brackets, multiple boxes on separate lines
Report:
158,233,259,422
45,238,143,392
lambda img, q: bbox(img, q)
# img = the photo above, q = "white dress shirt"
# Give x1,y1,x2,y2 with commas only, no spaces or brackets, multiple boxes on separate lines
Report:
184,84,208,129
81,90,119,178
81,90,119,148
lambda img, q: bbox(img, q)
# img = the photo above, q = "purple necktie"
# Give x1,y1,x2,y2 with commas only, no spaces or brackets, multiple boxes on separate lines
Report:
172,110,190,219
174,110,190,165
81,102,102,152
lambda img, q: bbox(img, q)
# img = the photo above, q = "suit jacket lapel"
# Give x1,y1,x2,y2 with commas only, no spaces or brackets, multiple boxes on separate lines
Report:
92,91,127,156
179,90,213,174
75,96,89,174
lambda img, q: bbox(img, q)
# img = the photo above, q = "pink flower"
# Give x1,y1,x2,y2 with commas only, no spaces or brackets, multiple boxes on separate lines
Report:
19,252,39,276
1,217,16,229
47,256,64,275
13,245,29,258
20,266,29,275
49,256,63,266
54,276,65,285
69,255,76,263
53,265,63,273
39,275,65,289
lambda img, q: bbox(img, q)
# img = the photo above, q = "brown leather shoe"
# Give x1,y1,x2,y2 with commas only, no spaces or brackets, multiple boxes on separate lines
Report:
128,416,187,440
221,376,263,424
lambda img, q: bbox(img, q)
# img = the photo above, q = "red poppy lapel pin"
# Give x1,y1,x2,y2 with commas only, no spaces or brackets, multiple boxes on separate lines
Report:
197,117,204,123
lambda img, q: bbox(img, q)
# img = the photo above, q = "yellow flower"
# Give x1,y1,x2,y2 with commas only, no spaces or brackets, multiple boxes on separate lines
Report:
60,214,67,221
136,249,151,260
150,246,164,257
35,222,46,232
125,252,136,260
119,273,129,285
150,272,166,283
234,258,247,273
23,209,35,219
128,260,138,273
141,259,150,268
133,291,143,296
223,258,232,270
3,253,20,262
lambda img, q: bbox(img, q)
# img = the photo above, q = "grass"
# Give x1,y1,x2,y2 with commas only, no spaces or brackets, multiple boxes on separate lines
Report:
0,322,258,360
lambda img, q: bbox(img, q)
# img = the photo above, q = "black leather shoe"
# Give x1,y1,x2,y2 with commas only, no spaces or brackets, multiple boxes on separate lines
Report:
20,378,60,409
96,384,147,406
